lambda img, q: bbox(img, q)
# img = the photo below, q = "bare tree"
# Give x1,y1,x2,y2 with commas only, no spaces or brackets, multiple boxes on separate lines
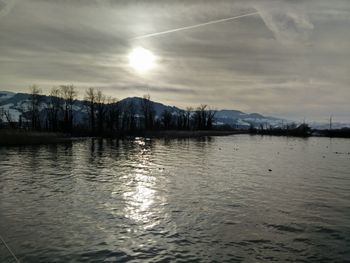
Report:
60,85,77,131
96,90,106,133
47,87,61,131
3,110,16,129
28,85,42,130
0,107,4,128
85,88,96,132
176,110,186,130
122,101,136,131
193,104,207,130
161,109,173,129
106,97,120,132
185,107,192,130
206,107,216,130
192,104,216,130
140,94,155,130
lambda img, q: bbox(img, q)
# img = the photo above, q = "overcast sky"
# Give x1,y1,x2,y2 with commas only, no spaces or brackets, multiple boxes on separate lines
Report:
0,0,349,121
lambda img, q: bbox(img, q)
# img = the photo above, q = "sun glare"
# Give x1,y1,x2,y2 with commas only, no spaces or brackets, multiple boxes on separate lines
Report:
128,47,155,73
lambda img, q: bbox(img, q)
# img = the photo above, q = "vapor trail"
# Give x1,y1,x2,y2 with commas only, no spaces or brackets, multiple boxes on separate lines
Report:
131,11,259,40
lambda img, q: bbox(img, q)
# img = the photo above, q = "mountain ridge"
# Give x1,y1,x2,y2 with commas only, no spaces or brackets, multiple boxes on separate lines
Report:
0,90,288,128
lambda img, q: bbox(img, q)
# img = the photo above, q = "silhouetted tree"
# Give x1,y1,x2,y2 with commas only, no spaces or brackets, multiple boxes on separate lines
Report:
161,109,173,129
295,123,311,136
185,107,192,130
95,90,107,133
0,108,3,128
28,85,42,130
286,123,297,130
3,109,16,128
176,110,186,130
192,105,216,130
141,94,155,130
122,101,136,131
106,97,120,132
206,107,216,129
47,87,61,131
60,85,77,131
193,104,207,130
85,88,96,133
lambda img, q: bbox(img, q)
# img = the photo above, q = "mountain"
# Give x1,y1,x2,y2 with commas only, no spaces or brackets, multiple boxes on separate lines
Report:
0,91,287,128
116,97,181,117
214,110,283,128
0,91,16,102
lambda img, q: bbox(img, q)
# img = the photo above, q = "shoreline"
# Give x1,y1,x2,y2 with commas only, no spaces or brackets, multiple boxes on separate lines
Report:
0,130,81,146
0,130,248,146
127,130,249,138
1,129,349,146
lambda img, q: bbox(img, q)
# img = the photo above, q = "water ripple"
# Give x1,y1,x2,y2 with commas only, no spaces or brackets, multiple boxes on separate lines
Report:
1,136,350,262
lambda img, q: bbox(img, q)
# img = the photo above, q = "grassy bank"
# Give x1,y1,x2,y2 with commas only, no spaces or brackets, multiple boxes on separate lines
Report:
0,130,77,146
0,129,248,146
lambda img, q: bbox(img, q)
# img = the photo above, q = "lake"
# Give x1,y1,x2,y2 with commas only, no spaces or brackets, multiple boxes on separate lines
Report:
0,135,350,262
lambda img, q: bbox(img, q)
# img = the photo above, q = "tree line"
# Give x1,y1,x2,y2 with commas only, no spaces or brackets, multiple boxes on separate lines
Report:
0,85,217,135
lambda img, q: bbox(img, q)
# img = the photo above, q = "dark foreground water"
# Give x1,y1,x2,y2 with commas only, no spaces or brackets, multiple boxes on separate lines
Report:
0,135,350,263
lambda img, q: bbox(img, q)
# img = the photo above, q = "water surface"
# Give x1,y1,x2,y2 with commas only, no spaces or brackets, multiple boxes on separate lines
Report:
1,135,350,262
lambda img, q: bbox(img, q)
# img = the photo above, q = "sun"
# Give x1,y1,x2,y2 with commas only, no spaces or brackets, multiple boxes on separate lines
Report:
128,47,155,73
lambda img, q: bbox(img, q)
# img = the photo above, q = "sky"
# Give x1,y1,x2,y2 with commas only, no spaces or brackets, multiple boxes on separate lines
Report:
0,0,349,121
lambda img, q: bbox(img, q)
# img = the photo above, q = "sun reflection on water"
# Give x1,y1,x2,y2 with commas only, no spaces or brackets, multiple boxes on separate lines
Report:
120,138,162,229
123,179,156,224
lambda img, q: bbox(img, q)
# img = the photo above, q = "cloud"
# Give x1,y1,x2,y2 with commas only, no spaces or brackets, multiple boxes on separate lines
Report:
94,84,198,95
0,0,349,121
253,1,314,46
0,0,15,18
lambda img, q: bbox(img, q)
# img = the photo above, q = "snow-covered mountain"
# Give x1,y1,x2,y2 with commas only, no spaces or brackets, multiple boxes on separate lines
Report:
0,91,16,102
215,110,284,128
309,122,350,130
0,91,287,128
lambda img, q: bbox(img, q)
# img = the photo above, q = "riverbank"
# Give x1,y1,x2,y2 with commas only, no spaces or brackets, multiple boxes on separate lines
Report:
126,130,249,139
0,130,248,146
2,128,349,146
0,130,78,146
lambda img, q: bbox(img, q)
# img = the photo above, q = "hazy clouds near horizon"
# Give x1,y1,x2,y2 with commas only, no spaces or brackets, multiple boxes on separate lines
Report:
0,0,349,121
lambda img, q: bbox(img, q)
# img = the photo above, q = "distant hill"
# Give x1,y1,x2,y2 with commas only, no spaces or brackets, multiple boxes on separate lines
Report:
116,97,181,117
0,91,16,102
0,90,287,128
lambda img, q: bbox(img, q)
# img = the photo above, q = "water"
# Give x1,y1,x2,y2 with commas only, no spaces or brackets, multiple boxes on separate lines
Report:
0,135,350,262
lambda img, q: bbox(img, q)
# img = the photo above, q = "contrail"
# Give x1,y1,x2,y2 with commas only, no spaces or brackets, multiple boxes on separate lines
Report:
130,11,259,40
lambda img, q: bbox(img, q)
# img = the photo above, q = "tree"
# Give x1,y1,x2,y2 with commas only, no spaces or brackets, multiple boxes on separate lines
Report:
28,85,42,130
161,109,173,129
193,104,207,130
85,88,96,133
176,110,186,130
192,104,216,130
122,101,136,131
140,94,155,130
3,109,16,129
106,97,120,132
47,87,61,131
0,107,4,128
295,123,312,136
206,107,216,129
96,90,106,133
185,107,192,130
60,85,77,131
